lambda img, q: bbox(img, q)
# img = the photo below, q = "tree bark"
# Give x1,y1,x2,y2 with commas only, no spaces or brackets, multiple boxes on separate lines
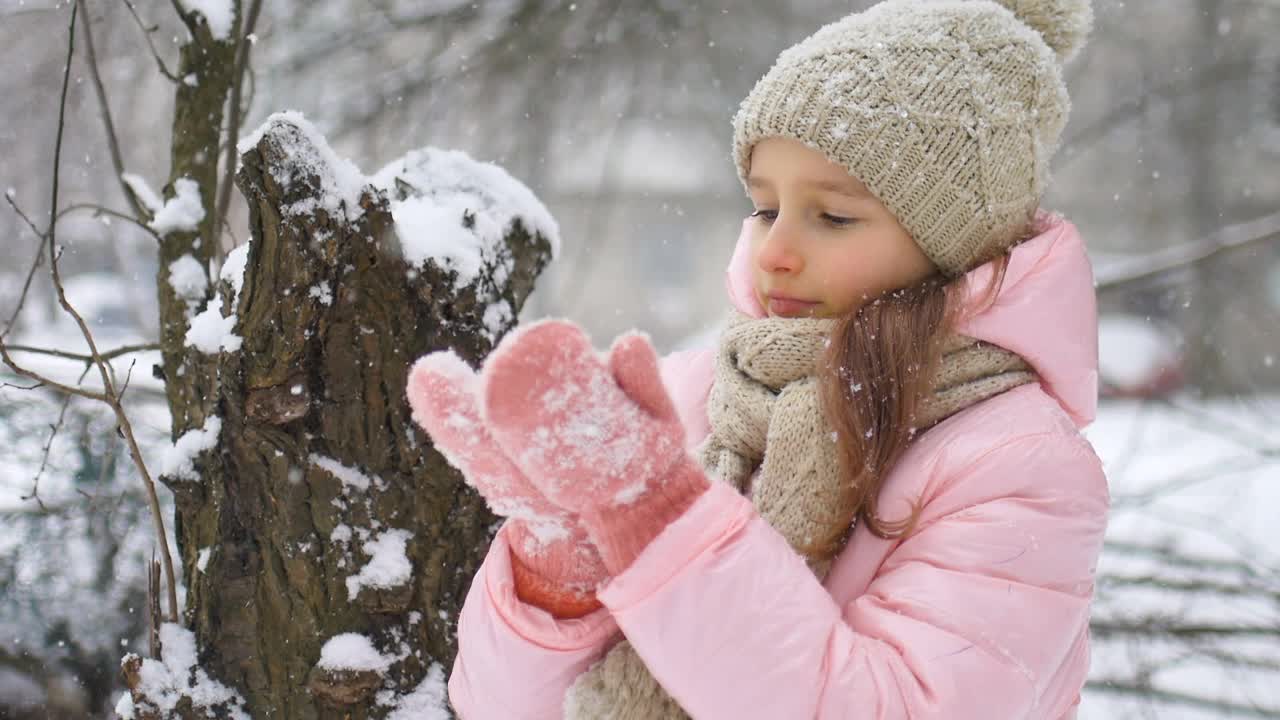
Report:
145,119,551,717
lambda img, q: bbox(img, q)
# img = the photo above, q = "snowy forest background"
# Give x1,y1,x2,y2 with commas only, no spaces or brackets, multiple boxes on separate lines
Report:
1,0,1279,718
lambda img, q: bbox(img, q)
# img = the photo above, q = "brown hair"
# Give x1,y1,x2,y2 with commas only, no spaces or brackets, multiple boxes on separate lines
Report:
815,242,1023,549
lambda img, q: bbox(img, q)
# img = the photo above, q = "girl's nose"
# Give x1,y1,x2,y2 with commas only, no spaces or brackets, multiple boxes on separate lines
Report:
755,222,804,275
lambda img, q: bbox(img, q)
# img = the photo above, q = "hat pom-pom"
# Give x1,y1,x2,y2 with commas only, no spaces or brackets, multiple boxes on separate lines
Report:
992,0,1094,63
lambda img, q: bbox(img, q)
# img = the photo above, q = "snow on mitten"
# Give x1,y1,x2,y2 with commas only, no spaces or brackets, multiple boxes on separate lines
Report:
480,320,710,575
407,350,608,618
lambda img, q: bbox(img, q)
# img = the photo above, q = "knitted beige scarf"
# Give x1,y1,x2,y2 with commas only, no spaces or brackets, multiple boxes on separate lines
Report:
562,312,1035,719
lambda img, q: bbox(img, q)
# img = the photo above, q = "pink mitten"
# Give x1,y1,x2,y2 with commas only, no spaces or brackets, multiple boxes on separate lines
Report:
481,320,710,575
407,350,609,617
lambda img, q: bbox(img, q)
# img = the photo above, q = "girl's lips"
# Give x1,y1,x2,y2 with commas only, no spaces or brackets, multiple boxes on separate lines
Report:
767,297,820,317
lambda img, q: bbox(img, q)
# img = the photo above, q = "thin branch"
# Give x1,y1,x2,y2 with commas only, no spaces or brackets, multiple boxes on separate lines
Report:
1,229,46,338
20,393,74,511
47,2,121,409
1099,572,1279,599
120,0,181,82
1062,57,1278,165
56,202,163,243
1109,453,1278,509
23,1,179,624
0,490,138,518
213,0,262,261
1091,619,1280,638
78,0,149,221
118,357,138,399
1,346,111,404
4,342,160,364
1152,393,1280,453
1096,209,1280,289
1084,679,1280,719
4,192,46,239
1103,538,1279,584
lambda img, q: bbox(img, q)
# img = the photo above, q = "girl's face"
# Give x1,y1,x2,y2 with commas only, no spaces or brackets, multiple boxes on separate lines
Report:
745,137,937,318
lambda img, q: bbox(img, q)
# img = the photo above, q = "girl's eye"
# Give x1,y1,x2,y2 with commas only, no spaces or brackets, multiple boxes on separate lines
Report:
750,209,856,227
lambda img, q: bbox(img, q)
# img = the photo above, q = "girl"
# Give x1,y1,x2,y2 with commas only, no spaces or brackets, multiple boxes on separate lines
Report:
408,0,1108,717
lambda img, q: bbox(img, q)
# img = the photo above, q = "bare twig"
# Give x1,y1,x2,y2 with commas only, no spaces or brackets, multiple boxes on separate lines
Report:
118,357,138,399
78,0,149,221
1091,619,1280,638
1096,209,1280,289
20,393,74,511
213,0,263,261
4,192,46,240
1,229,46,338
1153,393,1280,453
1110,454,1279,509
1099,572,1279,600
1062,56,1278,165
46,3,121,410
56,202,163,243
120,0,181,82
4,342,160,364
1104,539,1279,584
1084,679,1279,719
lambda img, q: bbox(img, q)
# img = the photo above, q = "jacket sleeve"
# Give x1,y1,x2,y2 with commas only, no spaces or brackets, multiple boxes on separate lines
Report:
447,523,622,719
595,432,1109,720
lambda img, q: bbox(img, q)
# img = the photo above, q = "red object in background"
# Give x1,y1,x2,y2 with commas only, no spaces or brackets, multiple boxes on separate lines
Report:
1097,314,1187,399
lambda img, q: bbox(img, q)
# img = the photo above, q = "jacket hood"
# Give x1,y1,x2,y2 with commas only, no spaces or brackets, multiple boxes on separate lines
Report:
724,211,1099,427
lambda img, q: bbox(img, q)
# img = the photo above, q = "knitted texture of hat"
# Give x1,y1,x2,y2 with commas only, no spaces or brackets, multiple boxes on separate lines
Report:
731,0,1093,276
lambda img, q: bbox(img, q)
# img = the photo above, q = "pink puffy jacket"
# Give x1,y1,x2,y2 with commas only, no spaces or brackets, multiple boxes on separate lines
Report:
446,213,1110,719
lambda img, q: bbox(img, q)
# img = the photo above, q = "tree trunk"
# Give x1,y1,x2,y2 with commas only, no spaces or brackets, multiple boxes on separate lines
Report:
115,4,552,716
138,119,551,717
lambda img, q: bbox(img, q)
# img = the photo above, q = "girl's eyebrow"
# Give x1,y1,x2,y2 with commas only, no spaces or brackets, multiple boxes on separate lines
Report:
808,179,871,198
747,175,870,199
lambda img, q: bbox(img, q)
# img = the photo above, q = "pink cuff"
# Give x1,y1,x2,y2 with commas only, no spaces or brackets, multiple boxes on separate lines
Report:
579,460,712,575
485,525,621,650
597,481,755,610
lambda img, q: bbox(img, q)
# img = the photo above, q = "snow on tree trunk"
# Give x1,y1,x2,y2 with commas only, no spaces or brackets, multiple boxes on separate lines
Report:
126,110,554,718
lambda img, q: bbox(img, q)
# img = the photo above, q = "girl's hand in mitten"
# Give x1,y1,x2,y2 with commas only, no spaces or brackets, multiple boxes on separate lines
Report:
480,321,710,574
407,351,609,618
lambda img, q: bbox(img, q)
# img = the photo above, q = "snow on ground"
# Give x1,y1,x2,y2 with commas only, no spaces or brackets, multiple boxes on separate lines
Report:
1080,393,1280,718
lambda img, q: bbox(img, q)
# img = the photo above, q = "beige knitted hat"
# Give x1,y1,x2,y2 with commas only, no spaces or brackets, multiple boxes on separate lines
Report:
731,0,1093,276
